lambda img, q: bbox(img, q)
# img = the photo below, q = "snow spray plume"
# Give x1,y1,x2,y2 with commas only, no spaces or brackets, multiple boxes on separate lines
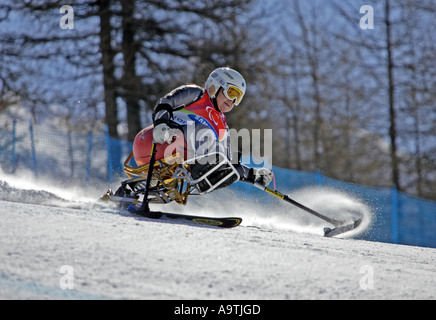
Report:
0,167,99,205
163,184,373,238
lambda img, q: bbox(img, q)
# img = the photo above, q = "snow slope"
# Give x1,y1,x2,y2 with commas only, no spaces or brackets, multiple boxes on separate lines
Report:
1,175,436,300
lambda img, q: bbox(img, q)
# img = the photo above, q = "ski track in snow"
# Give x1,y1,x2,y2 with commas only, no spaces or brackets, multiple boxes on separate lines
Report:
1,174,436,300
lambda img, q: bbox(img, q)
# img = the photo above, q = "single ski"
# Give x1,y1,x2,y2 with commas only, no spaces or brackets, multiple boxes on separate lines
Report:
129,205,242,229
323,218,363,237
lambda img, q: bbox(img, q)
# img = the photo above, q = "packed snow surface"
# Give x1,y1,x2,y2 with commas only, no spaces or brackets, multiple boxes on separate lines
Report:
1,173,435,300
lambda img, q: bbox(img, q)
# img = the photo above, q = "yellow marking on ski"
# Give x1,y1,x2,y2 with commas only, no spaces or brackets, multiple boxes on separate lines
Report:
192,218,224,226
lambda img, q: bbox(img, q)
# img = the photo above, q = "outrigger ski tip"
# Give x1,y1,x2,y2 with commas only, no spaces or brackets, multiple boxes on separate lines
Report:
323,218,363,237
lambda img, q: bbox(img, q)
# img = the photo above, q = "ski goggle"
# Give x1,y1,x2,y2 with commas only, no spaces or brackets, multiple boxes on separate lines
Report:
223,86,244,105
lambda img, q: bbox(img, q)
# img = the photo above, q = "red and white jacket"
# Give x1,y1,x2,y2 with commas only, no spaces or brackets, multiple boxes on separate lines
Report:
152,84,255,183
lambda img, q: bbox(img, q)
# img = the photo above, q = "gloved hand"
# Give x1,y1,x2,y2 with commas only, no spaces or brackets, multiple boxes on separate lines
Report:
153,123,177,144
254,167,273,187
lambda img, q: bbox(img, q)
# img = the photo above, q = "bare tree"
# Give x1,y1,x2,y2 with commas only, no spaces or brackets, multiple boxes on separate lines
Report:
120,0,141,141
98,0,118,138
384,0,401,190
393,0,436,198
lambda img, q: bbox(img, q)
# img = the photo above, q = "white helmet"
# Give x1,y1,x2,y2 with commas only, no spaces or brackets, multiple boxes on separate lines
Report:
205,67,246,106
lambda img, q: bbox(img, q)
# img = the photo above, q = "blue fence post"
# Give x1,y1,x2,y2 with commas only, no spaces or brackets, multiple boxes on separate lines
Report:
391,186,399,244
11,119,16,173
86,131,93,184
29,120,38,178
104,126,113,186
